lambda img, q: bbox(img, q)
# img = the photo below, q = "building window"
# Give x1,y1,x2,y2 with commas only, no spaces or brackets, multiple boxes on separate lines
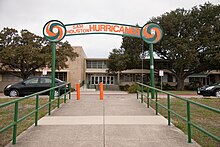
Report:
55,72,67,82
87,61,92,68
91,61,97,68
87,60,108,69
107,76,110,84
90,75,114,85
98,62,102,68
103,77,106,84
168,74,173,82
95,77,98,84
102,61,107,68
91,77,94,84
110,76,114,84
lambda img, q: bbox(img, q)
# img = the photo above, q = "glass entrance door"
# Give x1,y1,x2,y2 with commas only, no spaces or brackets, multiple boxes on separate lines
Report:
90,75,114,85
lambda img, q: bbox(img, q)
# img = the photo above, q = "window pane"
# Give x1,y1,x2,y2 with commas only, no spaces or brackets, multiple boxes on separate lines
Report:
102,61,107,68
55,72,67,82
91,61,97,68
91,77,94,85
99,77,102,83
103,77,106,84
25,78,38,84
110,76,114,84
98,62,102,68
107,77,110,84
87,61,92,68
95,77,98,84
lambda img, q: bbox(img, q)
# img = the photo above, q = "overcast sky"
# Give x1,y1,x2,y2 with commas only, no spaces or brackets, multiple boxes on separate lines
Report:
0,0,219,58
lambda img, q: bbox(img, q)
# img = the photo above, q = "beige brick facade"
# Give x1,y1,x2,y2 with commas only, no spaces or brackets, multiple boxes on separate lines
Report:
65,46,86,89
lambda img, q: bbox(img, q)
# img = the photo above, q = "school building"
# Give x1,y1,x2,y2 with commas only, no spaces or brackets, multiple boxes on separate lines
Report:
0,46,220,92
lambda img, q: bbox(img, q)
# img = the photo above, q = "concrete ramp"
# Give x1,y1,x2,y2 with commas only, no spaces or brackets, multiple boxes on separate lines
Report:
6,93,200,147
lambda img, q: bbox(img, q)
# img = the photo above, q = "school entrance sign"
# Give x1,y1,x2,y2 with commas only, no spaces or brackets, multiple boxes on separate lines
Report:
43,20,163,98
43,20,162,44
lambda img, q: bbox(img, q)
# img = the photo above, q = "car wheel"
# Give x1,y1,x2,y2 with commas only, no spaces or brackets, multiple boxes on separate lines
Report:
9,89,19,97
215,90,220,97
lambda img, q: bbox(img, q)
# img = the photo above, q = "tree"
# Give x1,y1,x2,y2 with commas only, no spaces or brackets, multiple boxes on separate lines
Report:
0,28,78,79
152,3,220,90
108,36,149,72
108,48,127,73
108,3,220,90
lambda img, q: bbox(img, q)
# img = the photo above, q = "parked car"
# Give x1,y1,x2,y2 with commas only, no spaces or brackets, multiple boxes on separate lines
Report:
4,76,69,97
197,82,220,97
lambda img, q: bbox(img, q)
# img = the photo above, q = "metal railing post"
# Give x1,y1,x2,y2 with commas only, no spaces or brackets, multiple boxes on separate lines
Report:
136,83,138,99
64,86,67,103
58,88,60,108
12,101,18,144
156,90,158,115
141,84,143,103
49,90,51,115
187,101,192,143
35,95,39,126
69,83,71,99
167,94,171,126
147,88,150,108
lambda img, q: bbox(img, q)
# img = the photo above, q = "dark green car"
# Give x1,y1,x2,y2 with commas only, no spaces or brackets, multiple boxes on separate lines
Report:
4,76,68,97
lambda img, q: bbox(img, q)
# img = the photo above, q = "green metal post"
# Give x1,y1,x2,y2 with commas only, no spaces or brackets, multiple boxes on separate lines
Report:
136,83,138,99
12,102,18,144
64,86,66,103
156,90,158,115
147,88,149,108
58,88,60,108
51,42,56,100
48,93,51,115
187,101,192,143
48,42,56,115
141,84,143,103
35,95,39,126
167,94,171,126
69,83,71,99
147,88,149,98
149,44,155,99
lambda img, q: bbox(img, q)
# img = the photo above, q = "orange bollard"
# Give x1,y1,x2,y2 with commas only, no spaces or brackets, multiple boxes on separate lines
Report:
100,82,104,100
76,83,80,100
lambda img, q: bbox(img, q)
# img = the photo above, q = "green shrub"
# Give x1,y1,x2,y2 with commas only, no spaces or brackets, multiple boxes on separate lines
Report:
155,83,177,90
184,82,201,90
119,84,130,91
128,84,137,93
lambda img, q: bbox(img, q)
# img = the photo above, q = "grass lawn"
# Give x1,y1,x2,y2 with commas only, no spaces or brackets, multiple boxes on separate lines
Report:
0,97,64,146
148,97,220,146
162,90,197,95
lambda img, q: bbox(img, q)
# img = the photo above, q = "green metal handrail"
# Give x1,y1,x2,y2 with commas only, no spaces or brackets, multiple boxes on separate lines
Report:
136,82,220,143
0,83,71,145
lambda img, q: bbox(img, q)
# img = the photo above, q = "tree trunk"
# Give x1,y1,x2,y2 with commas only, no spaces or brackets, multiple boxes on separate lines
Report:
176,77,185,90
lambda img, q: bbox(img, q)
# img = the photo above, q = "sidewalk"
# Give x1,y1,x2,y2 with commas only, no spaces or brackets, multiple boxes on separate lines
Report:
6,93,200,147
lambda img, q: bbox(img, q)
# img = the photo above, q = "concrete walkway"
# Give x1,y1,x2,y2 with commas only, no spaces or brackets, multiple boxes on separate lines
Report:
6,92,200,147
